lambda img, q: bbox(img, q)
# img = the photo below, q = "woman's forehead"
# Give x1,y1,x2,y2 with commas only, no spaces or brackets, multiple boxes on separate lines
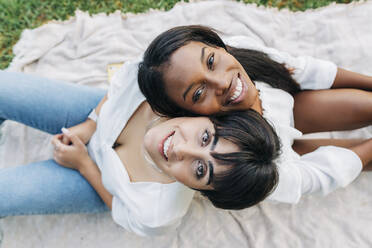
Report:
163,46,203,97
214,136,239,154
169,43,204,68
165,42,212,81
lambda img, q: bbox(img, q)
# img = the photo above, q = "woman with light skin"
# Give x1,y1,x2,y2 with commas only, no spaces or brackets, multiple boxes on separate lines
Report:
0,67,280,236
138,25,372,203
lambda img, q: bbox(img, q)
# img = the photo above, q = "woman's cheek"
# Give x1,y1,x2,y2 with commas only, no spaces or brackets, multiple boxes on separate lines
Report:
171,163,189,182
198,97,220,115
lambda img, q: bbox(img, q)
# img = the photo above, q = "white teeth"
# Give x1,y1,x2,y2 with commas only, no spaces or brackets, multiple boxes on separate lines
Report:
229,77,243,102
163,133,173,159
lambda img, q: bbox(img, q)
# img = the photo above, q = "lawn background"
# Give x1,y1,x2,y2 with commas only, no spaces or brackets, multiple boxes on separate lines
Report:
0,0,357,69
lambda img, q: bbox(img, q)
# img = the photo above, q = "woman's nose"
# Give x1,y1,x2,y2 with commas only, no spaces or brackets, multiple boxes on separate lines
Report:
206,75,229,96
172,143,187,161
172,143,201,161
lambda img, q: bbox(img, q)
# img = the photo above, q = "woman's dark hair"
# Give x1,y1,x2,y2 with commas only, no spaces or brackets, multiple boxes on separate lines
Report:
202,109,280,210
138,25,300,117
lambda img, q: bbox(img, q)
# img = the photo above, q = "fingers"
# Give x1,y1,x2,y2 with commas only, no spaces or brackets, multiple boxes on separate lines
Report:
62,127,84,147
52,133,71,153
61,133,71,145
51,134,62,147
52,130,71,145
53,148,70,169
52,136,71,167
52,136,66,152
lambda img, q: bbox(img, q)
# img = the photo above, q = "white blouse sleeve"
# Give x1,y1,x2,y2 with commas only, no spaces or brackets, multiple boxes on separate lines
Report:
224,36,338,90
298,146,362,196
107,59,141,99
269,146,362,204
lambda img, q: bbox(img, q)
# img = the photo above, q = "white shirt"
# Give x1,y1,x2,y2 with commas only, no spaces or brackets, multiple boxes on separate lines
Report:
87,36,363,236
87,60,195,236
225,36,362,203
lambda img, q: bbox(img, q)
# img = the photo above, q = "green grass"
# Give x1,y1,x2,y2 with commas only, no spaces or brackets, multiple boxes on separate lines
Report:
0,0,358,69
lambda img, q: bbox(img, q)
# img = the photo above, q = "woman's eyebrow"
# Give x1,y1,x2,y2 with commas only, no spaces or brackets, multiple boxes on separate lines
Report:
211,134,218,151
183,82,196,101
206,134,218,185
200,46,206,63
206,161,214,185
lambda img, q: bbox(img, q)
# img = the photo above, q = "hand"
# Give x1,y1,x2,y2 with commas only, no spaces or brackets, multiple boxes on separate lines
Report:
51,128,91,171
59,119,97,145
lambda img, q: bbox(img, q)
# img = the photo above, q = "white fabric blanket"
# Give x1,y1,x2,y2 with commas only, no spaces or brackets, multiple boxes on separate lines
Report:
1,0,372,247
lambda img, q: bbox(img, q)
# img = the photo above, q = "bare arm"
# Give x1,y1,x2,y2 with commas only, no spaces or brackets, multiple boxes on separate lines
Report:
332,68,372,90
293,88,372,134
52,94,113,209
293,138,372,170
293,138,363,155
350,139,372,170
52,127,113,209
62,94,108,144
79,158,113,209
293,67,372,134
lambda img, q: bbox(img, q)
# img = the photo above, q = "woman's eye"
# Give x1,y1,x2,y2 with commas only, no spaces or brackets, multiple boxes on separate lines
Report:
201,129,211,146
207,53,214,69
192,85,205,103
196,161,205,179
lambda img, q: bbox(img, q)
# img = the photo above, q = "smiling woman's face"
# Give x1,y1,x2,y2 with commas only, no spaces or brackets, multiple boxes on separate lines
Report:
162,41,260,115
143,116,239,190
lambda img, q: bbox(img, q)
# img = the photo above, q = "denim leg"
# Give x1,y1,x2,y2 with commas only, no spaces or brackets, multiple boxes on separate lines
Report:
0,159,109,216
0,71,109,216
0,71,106,134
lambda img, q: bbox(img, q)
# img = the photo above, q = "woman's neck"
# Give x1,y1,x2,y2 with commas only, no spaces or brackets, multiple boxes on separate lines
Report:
114,101,174,183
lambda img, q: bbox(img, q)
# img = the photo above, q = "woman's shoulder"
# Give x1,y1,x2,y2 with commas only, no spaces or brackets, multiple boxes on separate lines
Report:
108,58,142,98
255,81,295,120
96,145,195,236
95,59,146,146
254,81,302,149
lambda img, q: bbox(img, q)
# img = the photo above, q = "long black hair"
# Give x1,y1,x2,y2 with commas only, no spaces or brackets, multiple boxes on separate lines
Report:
138,25,300,117
205,109,280,210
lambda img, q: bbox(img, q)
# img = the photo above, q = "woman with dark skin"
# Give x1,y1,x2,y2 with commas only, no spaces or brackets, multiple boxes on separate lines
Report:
138,26,372,128
138,25,372,202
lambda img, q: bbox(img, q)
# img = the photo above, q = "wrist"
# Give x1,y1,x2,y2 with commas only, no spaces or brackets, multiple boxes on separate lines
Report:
78,155,96,175
85,119,97,135
79,119,97,144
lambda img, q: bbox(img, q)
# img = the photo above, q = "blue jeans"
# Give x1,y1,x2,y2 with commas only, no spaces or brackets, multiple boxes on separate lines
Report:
0,71,109,217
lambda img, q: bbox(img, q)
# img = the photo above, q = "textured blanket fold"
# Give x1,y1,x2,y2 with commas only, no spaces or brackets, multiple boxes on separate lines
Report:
1,0,372,247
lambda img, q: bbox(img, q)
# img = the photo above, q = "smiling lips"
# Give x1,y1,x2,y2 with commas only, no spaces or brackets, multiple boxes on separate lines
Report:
230,77,243,101
160,131,175,161
225,74,245,105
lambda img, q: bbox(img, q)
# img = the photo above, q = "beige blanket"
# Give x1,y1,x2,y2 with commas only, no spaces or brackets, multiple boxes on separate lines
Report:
1,0,372,247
